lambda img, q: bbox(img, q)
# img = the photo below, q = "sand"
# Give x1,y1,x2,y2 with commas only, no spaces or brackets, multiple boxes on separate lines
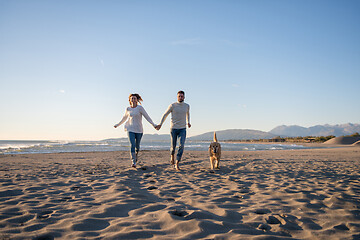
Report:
0,147,359,240
324,136,360,145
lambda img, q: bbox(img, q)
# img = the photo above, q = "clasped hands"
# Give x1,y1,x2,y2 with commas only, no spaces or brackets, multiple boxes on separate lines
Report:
154,123,191,130
114,123,161,129
115,123,191,130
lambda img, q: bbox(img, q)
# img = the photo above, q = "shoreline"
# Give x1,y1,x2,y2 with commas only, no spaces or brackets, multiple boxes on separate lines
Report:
1,148,359,239
1,141,354,156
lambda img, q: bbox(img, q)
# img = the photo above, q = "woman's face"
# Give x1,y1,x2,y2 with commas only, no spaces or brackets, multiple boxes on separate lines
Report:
129,96,138,106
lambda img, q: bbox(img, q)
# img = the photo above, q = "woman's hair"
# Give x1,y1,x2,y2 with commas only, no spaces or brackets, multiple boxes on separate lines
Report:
128,93,143,104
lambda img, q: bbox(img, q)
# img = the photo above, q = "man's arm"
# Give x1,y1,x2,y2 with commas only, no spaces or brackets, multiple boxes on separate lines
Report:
187,104,191,128
155,104,173,130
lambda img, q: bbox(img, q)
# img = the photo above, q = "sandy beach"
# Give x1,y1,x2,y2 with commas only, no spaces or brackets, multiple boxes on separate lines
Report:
0,147,359,239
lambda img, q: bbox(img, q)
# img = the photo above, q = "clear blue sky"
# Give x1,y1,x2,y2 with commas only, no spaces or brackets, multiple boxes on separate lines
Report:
1,0,359,140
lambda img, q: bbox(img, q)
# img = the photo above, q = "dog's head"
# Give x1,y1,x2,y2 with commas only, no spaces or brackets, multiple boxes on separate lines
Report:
209,142,221,154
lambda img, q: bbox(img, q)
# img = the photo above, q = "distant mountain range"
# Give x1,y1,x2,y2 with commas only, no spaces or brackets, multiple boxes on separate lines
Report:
106,123,360,142
269,123,360,137
106,130,275,142
188,129,276,141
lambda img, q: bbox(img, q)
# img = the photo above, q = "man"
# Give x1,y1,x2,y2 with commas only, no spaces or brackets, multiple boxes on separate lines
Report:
155,91,191,170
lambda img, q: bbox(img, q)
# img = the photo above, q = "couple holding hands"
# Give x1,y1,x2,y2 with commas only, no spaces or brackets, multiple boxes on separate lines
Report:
114,91,191,170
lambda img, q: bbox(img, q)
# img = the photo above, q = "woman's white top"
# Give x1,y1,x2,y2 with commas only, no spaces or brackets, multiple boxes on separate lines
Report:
117,105,156,133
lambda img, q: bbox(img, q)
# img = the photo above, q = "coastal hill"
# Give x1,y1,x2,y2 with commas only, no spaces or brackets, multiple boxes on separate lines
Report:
269,123,360,137
188,129,276,141
187,123,360,141
106,123,360,142
106,129,275,142
106,130,276,142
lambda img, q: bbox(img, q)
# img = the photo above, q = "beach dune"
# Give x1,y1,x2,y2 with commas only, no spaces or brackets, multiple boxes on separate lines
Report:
324,136,360,145
0,148,359,239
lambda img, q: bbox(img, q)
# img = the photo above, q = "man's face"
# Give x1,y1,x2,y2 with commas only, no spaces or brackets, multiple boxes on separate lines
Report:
177,93,185,102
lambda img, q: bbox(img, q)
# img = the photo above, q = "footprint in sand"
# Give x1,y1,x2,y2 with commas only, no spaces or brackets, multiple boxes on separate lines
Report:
72,218,110,231
169,209,188,217
165,198,175,202
258,223,271,231
334,224,349,231
266,215,281,224
255,209,271,214
36,210,53,219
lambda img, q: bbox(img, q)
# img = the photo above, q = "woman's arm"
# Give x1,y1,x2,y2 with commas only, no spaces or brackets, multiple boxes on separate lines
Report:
114,109,128,128
140,106,156,127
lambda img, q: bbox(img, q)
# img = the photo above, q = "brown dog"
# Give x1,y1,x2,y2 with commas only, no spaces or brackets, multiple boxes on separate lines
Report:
209,132,221,170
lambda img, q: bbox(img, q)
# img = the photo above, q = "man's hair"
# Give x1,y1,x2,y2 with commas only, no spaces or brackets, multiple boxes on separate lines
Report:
177,90,185,95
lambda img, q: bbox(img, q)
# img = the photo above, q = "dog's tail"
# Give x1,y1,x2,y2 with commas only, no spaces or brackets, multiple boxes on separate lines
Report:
213,132,218,142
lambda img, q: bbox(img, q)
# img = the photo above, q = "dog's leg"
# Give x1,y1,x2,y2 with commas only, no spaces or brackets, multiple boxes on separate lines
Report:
210,157,214,170
215,158,220,169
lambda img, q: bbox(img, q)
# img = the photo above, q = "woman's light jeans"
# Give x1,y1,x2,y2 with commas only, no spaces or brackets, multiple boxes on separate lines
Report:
127,131,143,165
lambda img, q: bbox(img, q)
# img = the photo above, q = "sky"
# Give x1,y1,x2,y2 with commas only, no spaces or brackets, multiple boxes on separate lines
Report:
0,0,359,140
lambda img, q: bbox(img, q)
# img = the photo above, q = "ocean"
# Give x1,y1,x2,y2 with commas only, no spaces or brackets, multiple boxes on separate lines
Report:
0,139,324,155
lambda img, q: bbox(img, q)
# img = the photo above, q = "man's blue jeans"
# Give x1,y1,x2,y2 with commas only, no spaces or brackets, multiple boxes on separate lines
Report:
127,131,143,165
170,128,186,161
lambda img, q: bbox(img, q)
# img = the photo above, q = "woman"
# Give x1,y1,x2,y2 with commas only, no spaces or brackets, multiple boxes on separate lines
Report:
114,93,157,168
